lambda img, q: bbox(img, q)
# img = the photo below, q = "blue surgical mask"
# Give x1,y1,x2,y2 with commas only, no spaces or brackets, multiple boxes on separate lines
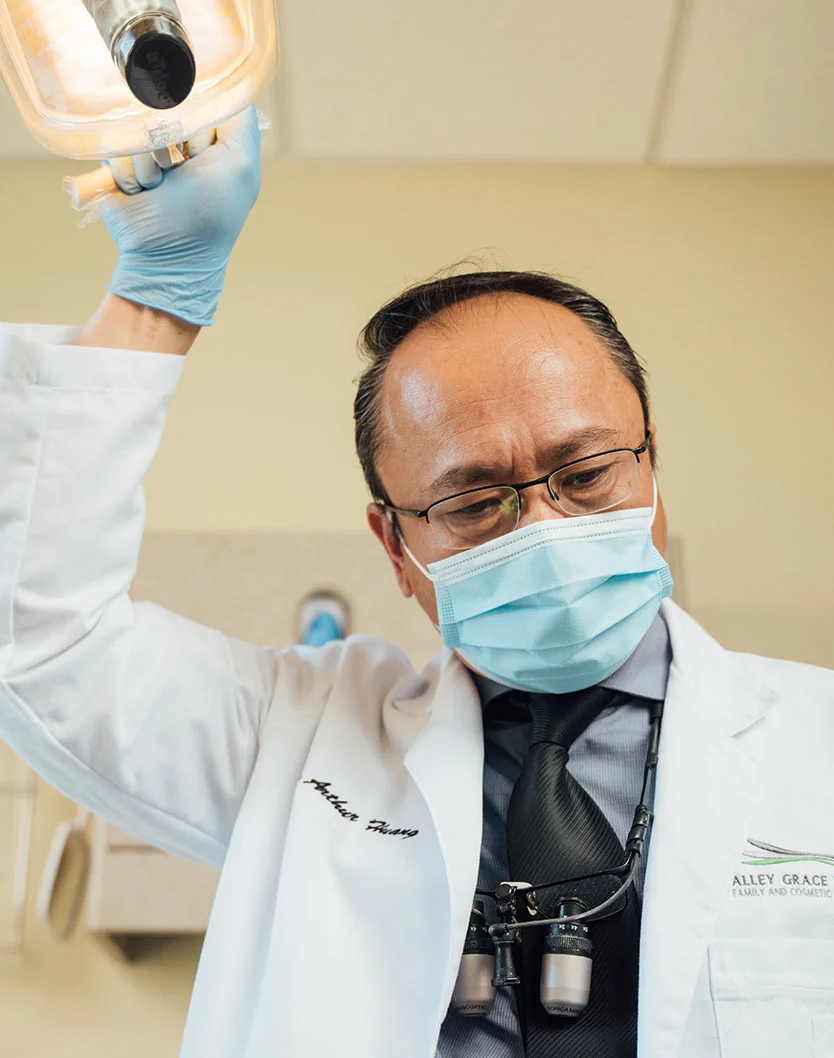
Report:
401,482,673,694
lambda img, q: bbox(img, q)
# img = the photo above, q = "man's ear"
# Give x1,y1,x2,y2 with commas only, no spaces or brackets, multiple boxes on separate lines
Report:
646,424,668,555
648,423,659,461
366,503,414,599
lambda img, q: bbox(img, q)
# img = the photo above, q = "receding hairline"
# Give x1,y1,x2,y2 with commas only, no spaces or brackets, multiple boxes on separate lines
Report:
353,269,652,503
374,290,630,456
391,287,599,344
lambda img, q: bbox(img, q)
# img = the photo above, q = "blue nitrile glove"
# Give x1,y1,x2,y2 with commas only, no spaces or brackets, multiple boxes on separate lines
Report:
99,105,261,326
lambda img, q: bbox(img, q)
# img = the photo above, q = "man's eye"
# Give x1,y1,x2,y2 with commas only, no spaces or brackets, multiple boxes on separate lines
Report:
449,499,503,522
561,465,612,491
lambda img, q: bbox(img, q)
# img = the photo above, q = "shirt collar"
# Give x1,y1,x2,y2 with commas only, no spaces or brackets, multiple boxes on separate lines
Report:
473,611,672,710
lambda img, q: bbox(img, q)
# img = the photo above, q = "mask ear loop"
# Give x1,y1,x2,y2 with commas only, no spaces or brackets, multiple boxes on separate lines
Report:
387,510,434,582
386,511,444,636
650,474,659,525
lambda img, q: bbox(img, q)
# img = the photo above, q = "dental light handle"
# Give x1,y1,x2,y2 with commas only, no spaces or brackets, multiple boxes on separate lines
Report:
64,167,119,213
64,130,216,212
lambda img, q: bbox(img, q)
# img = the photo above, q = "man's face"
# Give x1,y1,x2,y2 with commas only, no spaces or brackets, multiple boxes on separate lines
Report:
366,293,667,628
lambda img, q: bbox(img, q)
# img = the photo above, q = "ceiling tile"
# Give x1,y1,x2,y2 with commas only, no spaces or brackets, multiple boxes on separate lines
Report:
279,0,679,161
656,0,834,164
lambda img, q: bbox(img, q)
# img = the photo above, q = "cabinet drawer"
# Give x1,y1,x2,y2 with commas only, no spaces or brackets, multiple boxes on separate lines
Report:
87,817,219,933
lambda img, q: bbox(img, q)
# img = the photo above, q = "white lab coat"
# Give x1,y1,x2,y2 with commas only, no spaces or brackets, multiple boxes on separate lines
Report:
1,323,833,1058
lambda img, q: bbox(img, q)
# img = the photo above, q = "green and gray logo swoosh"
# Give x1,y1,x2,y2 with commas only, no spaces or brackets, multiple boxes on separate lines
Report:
742,838,834,868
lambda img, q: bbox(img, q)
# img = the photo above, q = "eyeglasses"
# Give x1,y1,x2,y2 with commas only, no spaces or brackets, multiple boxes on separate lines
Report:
379,433,652,552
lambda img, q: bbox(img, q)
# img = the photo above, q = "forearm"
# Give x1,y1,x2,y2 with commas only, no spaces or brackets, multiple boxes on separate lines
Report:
73,292,200,355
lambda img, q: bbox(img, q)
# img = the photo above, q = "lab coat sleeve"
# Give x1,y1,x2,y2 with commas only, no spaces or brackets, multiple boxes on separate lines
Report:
0,323,281,868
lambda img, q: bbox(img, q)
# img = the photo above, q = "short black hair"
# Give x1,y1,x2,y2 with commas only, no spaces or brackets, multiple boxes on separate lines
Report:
354,269,652,502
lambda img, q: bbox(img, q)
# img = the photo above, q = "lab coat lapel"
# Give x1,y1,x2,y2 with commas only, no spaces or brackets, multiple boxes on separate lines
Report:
397,652,486,1016
257,648,484,1058
638,601,777,1056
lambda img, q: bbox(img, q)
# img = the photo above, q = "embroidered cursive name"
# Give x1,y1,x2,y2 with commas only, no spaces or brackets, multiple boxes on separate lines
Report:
303,779,359,821
366,819,419,839
302,778,420,837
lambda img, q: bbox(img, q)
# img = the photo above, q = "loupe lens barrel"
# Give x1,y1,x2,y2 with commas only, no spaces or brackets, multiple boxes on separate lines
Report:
451,954,496,1016
451,901,497,1016
540,921,593,1017
540,949,593,1016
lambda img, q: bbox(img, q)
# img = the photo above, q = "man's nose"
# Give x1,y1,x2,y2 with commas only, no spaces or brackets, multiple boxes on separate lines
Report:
516,484,570,527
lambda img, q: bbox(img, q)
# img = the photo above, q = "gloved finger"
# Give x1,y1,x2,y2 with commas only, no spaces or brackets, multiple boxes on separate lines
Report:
107,153,164,194
196,104,261,201
213,104,261,154
132,152,165,188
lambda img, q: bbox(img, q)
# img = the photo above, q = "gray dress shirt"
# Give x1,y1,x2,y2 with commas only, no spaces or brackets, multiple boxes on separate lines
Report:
435,614,673,1058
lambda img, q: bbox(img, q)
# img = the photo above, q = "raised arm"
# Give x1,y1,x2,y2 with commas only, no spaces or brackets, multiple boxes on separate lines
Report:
73,293,199,356
0,107,292,868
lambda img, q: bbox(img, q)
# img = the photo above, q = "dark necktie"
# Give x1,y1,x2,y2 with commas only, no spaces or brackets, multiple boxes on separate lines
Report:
505,686,641,1058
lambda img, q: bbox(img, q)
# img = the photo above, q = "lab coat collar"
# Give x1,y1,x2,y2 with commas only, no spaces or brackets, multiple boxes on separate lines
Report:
638,599,778,1056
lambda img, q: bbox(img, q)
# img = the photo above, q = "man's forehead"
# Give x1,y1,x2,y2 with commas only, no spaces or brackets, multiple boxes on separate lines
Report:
380,293,626,430
373,294,645,505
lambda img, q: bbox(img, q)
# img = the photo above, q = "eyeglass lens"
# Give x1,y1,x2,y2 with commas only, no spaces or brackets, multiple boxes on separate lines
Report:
428,450,640,550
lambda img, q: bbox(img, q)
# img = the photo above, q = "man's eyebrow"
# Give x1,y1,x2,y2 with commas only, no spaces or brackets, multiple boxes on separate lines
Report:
427,426,626,498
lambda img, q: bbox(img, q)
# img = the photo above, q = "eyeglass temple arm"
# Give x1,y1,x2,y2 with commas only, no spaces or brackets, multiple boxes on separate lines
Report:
375,499,428,520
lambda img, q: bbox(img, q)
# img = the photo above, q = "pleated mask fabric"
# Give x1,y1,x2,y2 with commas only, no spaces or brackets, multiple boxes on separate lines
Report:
415,501,673,695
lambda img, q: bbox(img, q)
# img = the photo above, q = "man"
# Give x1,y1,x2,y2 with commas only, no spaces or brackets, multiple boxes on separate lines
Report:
1,109,832,1058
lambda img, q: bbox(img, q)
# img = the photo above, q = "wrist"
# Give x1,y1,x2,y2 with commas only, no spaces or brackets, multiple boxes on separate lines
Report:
73,292,201,355
108,259,228,328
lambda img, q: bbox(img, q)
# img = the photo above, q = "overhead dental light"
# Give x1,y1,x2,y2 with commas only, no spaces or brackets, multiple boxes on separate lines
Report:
0,0,278,206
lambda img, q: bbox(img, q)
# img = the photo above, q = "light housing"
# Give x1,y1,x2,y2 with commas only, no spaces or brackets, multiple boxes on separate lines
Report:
0,0,278,158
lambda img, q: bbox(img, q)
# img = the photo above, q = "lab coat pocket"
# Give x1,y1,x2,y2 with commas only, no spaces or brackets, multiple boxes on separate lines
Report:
709,939,834,1058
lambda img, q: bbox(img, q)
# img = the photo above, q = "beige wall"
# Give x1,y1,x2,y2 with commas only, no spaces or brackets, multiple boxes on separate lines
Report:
1,159,833,1055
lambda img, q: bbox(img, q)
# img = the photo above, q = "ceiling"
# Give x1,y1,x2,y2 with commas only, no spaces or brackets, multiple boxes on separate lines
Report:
1,0,832,163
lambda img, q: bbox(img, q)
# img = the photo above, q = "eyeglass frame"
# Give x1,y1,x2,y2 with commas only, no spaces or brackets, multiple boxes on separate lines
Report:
376,430,653,528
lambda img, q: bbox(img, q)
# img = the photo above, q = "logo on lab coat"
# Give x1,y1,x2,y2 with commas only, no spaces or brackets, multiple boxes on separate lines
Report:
732,839,834,900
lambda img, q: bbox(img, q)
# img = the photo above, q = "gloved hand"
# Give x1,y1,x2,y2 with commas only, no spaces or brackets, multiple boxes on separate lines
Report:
99,105,261,327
